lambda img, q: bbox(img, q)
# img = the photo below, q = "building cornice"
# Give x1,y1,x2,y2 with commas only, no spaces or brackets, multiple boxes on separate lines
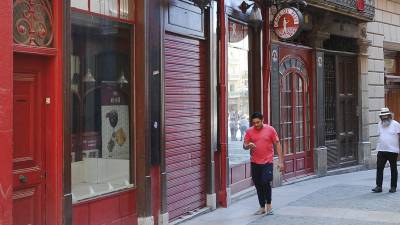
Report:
307,0,375,22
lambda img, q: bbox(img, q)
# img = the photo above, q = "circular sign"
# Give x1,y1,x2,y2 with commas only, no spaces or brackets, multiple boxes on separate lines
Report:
273,7,304,41
356,0,365,11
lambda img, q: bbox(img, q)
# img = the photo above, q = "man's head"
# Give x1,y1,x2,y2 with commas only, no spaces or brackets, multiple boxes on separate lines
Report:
251,112,264,130
379,107,393,127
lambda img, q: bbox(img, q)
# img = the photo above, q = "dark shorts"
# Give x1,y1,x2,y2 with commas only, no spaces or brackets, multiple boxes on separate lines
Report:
251,162,273,185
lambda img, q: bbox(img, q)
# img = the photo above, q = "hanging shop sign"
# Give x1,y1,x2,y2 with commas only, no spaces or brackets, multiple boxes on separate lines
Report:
356,0,365,11
273,7,304,41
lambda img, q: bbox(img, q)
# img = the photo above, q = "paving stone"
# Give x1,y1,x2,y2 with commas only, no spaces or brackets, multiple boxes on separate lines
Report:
180,166,400,225
250,214,399,225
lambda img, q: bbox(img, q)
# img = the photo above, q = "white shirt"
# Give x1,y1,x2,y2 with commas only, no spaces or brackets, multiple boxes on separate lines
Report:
377,120,400,153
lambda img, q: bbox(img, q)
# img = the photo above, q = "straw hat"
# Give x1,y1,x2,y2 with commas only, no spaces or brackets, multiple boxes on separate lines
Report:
378,107,392,116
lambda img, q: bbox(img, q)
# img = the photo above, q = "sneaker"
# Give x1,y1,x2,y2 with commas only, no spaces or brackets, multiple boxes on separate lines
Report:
389,187,397,193
254,208,266,215
372,186,382,193
266,209,274,215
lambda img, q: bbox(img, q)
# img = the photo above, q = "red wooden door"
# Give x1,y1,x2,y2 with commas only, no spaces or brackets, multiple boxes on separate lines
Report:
280,72,310,178
13,56,46,225
278,45,314,179
164,33,207,221
386,89,400,122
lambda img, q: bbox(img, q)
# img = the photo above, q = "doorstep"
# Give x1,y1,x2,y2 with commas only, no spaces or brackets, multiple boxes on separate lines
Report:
327,165,366,176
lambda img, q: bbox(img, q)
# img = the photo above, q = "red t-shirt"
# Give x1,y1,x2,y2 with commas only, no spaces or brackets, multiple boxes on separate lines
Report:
244,124,279,164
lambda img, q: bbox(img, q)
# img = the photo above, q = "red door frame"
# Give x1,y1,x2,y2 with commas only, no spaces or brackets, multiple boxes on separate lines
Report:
278,43,315,179
262,7,271,124
45,1,64,224
0,1,14,225
217,0,228,207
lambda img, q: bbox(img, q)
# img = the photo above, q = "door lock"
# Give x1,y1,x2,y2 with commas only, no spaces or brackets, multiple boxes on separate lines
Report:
19,175,28,184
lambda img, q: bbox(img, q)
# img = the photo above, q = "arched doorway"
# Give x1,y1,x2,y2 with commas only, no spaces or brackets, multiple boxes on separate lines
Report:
279,56,313,178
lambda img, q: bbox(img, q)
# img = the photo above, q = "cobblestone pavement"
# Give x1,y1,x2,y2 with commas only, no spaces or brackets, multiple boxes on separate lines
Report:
251,184,400,225
181,166,400,225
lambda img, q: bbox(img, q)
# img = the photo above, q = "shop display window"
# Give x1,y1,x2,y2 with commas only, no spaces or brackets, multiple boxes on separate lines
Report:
70,11,133,202
227,20,251,165
71,0,133,20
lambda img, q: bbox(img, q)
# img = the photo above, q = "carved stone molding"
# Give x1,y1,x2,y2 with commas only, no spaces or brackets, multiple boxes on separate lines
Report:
357,38,371,54
307,0,375,21
307,31,330,48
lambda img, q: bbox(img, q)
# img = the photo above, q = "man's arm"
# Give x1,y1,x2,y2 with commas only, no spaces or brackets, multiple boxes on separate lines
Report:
243,140,256,150
274,140,285,172
243,141,250,150
243,130,255,150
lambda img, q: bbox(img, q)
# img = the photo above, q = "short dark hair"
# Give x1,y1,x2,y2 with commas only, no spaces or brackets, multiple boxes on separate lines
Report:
251,112,263,120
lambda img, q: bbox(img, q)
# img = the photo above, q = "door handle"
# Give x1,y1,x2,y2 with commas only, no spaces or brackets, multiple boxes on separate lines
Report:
19,175,28,184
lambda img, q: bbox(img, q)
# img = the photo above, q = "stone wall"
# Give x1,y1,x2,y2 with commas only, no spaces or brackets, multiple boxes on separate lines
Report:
366,0,400,150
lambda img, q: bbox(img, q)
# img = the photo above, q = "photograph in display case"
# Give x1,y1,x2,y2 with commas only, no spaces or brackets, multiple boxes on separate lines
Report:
101,85,130,160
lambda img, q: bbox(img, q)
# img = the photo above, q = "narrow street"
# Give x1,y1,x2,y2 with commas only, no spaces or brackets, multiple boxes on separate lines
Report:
181,166,400,225
2,1,400,224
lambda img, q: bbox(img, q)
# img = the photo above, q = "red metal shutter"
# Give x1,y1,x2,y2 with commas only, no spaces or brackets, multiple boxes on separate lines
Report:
164,33,208,221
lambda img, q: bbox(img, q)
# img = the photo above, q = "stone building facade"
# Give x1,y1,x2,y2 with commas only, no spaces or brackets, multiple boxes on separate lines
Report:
367,0,400,156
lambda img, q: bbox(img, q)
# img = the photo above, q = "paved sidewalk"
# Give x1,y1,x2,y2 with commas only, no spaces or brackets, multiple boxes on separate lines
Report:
181,167,400,225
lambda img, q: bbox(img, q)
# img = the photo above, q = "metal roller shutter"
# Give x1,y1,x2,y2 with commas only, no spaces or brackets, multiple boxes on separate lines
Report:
164,32,208,220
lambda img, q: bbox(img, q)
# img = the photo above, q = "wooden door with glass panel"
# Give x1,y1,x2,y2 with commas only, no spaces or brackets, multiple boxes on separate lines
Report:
280,71,310,178
278,47,313,179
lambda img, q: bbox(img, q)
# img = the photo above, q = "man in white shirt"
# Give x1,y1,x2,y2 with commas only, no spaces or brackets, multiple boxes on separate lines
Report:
372,107,400,193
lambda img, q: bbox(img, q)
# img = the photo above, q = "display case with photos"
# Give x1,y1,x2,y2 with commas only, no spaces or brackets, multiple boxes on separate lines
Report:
70,13,133,202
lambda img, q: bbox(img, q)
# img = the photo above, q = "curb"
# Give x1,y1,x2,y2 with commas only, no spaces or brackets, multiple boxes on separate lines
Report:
170,207,212,225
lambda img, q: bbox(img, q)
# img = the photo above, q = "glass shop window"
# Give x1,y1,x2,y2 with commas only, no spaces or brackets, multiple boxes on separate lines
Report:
227,20,250,165
70,11,133,202
385,58,396,74
71,0,134,20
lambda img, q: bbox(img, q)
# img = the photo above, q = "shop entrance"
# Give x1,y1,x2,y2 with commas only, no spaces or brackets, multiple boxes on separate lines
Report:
13,55,48,225
164,32,208,221
280,71,311,178
324,54,359,168
276,44,314,179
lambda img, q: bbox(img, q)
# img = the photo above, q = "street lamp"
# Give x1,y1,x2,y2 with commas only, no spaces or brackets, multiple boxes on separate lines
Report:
249,4,263,22
192,0,212,10
117,71,129,87
83,69,96,83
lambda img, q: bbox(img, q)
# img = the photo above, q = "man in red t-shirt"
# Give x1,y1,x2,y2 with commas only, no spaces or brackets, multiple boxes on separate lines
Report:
243,112,284,215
